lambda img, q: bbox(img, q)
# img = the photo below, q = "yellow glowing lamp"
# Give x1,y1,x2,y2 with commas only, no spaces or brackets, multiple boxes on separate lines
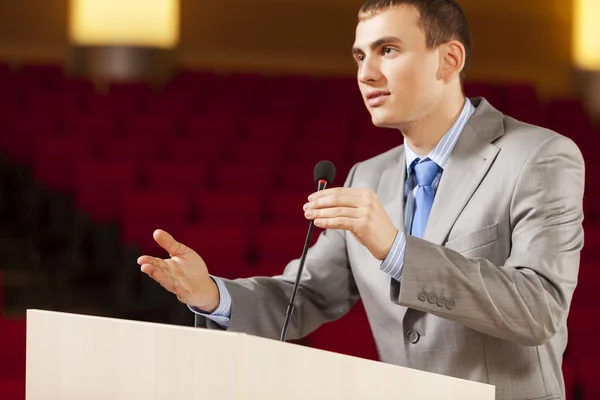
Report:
573,0,600,69
69,0,179,48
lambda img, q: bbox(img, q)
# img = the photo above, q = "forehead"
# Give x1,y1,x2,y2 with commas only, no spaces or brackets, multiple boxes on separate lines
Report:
354,6,424,49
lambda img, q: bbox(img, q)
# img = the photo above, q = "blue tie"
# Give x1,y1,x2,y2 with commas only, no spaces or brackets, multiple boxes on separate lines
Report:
410,159,440,238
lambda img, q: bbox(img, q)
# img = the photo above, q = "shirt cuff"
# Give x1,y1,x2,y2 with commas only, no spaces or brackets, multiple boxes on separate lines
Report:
380,231,407,282
188,276,232,328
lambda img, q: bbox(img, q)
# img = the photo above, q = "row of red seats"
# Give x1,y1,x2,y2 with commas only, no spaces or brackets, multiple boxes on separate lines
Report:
0,64,595,130
33,156,331,192
0,112,397,143
0,91,594,136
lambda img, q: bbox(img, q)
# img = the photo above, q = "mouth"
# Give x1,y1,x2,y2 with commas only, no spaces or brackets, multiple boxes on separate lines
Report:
366,91,391,107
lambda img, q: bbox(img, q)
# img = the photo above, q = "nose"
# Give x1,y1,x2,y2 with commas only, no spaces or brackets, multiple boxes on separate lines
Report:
358,55,383,84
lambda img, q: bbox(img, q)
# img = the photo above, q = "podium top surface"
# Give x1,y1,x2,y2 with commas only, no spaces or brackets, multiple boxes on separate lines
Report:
25,309,495,400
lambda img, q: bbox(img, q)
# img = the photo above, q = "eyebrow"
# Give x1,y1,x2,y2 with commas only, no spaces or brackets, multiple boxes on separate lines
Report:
352,36,403,54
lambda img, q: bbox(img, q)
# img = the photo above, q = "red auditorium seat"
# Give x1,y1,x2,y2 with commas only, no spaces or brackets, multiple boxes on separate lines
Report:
87,89,145,116
0,62,11,77
253,75,313,114
19,64,65,91
254,224,320,267
109,81,153,98
0,112,59,164
96,136,161,161
562,358,578,400
27,91,86,116
32,136,92,192
497,83,546,126
352,134,402,159
221,72,265,96
547,98,593,144
581,226,600,261
299,115,353,141
142,160,207,191
197,73,264,114
354,120,398,140
463,82,498,103
0,319,26,399
61,77,95,98
121,189,192,254
284,139,350,168
243,114,296,142
162,137,227,165
144,92,192,118
183,114,238,139
579,357,600,400
215,161,275,190
176,224,251,278
565,304,600,360
227,139,288,164
278,162,323,194
193,190,263,224
308,299,379,361
122,114,179,138
163,70,219,95
74,160,140,222
64,113,119,138
266,191,309,225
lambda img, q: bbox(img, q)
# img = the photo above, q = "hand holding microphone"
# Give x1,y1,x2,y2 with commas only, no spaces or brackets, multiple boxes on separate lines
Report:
303,182,398,262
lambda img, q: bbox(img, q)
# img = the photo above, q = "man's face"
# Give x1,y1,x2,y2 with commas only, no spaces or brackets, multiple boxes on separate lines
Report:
353,6,444,128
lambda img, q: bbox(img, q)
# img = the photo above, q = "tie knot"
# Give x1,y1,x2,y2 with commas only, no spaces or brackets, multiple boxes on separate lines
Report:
414,159,439,187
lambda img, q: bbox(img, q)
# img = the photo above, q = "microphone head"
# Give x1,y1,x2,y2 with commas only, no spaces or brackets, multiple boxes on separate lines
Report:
314,160,336,185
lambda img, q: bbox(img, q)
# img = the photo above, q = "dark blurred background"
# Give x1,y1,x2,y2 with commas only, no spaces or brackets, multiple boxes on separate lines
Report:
0,0,598,399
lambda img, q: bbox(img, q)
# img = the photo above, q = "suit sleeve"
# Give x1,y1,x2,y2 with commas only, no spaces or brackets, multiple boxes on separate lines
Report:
394,135,585,346
195,165,361,340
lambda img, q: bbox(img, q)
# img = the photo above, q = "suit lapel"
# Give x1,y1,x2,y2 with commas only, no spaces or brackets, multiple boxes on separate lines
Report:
378,149,406,233
422,122,500,245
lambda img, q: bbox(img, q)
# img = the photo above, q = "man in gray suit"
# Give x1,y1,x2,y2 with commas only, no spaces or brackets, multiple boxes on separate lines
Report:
138,1,585,399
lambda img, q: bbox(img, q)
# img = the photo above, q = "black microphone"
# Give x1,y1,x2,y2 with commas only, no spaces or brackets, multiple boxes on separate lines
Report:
279,160,336,342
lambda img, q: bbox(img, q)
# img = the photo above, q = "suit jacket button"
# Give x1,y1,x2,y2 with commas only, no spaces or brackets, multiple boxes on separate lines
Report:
406,330,420,344
437,296,446,308
427,292,437,304
446,299,456,310
418,291,428,302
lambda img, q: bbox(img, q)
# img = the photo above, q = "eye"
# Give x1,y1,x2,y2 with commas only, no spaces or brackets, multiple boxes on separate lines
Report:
354,54,365,64
383,47,396,55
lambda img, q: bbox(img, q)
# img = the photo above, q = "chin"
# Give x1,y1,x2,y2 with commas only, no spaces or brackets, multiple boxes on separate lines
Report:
369,110,398,128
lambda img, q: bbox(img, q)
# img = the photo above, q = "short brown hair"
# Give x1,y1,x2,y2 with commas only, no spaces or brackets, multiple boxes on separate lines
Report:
359,0,472,82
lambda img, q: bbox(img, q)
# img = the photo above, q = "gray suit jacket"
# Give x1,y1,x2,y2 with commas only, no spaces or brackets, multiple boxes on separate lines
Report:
199,97,585,400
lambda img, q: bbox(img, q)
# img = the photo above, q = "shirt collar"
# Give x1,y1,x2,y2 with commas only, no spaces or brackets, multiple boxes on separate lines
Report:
405,97,474,171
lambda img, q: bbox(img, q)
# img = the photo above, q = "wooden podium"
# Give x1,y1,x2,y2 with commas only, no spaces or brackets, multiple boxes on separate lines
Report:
25,309,495,399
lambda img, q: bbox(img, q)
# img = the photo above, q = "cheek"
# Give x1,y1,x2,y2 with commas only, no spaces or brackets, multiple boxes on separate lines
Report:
385,55,428,95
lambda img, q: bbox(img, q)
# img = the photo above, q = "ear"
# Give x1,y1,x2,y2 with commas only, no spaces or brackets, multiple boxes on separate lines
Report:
439,40,465,82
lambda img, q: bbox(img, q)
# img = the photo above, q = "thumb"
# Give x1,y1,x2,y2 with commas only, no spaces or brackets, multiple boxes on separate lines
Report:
153,229,188,257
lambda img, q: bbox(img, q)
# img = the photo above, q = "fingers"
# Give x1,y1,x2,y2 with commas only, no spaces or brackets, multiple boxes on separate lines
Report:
137,255,169,270
313,217,359,230
305,206,361,221
140,263,177,293
153,229,188,257
304,192,373,211
308,187,373,202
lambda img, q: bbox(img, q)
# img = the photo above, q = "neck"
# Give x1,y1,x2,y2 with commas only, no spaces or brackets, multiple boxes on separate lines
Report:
401,91,466,156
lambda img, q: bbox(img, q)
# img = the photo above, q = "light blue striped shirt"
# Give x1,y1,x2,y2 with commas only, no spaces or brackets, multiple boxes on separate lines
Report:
188,277,232,327
380,98,474,280
191,98,474,326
